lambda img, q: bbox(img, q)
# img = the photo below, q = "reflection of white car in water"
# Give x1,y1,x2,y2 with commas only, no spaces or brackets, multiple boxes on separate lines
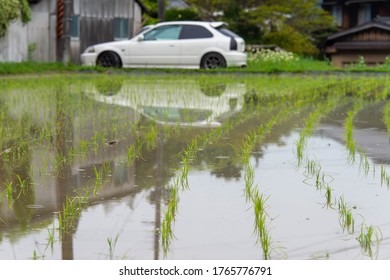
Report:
86,80,246,127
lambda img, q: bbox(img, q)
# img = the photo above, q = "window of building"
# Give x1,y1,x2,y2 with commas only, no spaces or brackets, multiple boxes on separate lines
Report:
358,4,372,25
332,5,343,26
114,18,129,40
70,15,80,38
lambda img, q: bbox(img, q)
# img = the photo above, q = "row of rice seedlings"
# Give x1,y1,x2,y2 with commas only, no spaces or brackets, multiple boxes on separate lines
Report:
236,100,312,259
295,88,385,257
303,155,382,257
236,82,348,258
301,137,383,258
344,100,389,186
296,95,343,166
160,97,282,255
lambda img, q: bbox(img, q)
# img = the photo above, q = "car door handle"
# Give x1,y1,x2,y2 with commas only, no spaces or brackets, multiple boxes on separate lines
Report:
169,45,175,47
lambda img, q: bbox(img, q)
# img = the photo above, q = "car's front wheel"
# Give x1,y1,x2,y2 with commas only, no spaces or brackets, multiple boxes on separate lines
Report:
200,52,226,69
97,51,122,68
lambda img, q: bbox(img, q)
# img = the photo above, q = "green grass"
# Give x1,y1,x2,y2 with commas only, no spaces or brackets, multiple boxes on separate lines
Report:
5,56,390,75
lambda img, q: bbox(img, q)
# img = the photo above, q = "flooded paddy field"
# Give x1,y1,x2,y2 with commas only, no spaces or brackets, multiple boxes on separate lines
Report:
1,73,390,260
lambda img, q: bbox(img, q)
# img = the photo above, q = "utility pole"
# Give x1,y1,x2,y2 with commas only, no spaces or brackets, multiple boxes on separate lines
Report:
56,0,72,64
63,0,73,64
158,0,165,22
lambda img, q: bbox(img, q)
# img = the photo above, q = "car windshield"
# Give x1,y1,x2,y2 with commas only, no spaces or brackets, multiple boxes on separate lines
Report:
135,25,153,35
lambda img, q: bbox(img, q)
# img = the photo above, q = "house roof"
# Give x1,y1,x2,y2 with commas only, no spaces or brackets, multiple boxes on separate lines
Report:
332,41,390,50
322,0,388,4
327,17,390,41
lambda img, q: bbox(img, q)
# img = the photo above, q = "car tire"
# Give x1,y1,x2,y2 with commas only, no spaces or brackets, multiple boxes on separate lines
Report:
97,51,122,68
200,52,227,69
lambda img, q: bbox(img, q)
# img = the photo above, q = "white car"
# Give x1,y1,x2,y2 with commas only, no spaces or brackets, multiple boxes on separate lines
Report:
81,21,247,69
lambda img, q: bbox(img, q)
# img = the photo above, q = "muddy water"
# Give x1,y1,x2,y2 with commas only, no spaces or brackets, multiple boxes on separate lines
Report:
1,78,390,259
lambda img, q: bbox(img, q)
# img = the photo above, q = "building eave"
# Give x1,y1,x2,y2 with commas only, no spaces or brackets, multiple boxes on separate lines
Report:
332,41,390,50
327,20,390,41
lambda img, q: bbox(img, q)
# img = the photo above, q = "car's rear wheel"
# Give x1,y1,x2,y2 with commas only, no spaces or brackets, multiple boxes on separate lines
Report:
200,52,226,69
97,51,122,68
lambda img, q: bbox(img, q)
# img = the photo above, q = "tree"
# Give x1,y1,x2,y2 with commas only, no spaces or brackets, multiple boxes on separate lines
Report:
187,0,336,55
0,0,31,38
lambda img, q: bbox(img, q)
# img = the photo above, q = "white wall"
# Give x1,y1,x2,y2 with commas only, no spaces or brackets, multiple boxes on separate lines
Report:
0,20,28,62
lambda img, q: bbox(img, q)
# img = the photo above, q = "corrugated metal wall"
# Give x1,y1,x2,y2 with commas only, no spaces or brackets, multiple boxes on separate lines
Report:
77,0,133,18
79,18,114,56
0,0,143,63
73,0,137,63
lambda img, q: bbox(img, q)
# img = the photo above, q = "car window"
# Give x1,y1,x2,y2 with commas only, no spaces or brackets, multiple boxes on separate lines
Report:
143,25,182,41
216,27,240,38
179,25,213,39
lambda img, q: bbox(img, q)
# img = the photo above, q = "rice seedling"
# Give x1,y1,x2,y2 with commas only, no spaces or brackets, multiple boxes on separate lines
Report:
161,180,179,255
145,122,159,151
93,165,103,186
344,101,363,164
252,190,272,260
32,250,38,260
45,226,56,254
305,158,321,177
380,165,390,189
357,148,371,177
4,181,14,207
324,185,334,209
337,196,355,234
127,141,143,166
15,174,31,198
384,102,390,134
107,235,119,260
356,225,382,259
244,164,255,202
58,196,85,234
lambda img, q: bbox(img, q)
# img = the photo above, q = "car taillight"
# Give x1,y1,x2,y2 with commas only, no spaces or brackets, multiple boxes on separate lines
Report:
230,38,237,51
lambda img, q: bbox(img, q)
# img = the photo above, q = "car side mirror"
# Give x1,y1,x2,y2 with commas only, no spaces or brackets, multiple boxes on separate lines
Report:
137,35,144,42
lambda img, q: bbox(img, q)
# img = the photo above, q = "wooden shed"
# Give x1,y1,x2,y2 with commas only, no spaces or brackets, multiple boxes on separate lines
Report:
0,0,148,64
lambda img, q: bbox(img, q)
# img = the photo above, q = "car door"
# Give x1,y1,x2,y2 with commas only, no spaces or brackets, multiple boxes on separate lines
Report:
177,25,215,67
127,25,182,67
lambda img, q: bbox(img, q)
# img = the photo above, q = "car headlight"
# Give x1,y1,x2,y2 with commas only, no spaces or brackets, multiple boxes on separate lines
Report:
85,47,96,53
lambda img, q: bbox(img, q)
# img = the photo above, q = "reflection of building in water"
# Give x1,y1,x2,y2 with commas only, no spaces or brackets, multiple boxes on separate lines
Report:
0,86,143,259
